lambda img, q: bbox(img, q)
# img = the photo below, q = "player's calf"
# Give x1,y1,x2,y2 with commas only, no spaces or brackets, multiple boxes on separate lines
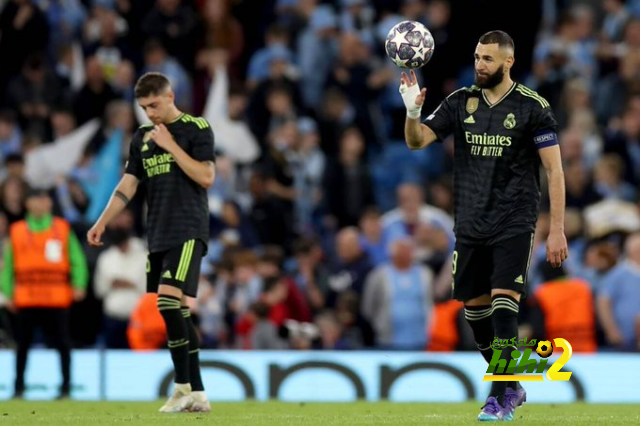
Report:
157,295,190,384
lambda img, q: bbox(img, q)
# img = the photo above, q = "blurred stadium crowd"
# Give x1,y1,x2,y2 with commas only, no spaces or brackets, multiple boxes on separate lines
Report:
0,0,639,353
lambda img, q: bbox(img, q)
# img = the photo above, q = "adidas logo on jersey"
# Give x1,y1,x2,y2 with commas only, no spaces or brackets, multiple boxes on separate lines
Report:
162,270,173,279
464,115,475,124
515,275,524,284
142,143,149,152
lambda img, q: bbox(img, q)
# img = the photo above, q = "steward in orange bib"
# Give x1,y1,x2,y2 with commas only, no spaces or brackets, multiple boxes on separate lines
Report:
0,188,88,399
529,262,597,353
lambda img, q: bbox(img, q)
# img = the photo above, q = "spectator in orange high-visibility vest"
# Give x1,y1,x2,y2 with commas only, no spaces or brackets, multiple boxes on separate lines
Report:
0,188,88,399
127,293,167,351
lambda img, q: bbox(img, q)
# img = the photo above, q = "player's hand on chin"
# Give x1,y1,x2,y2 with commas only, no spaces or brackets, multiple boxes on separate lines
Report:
546,230,568,268
151,123,177,151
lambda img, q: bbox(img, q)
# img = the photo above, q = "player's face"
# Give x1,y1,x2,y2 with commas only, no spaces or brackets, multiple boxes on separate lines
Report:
473,43,509,89
137,92,173,124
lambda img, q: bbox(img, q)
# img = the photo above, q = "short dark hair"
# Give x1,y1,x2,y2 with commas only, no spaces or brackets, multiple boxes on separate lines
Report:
266,23,289,39
134,72,170,98
478,30,514,52
5,153,24,164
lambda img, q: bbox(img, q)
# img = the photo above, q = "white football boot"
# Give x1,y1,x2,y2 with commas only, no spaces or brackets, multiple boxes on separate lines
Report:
189,391,211,412
158,383,194,413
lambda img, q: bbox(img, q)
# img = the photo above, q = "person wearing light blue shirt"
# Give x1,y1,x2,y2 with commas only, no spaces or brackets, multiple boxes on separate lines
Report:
597,233,640,351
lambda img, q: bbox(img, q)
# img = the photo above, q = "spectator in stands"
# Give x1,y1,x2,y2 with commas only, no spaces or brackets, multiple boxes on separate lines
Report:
603,103,640,185
94,209,146,348
0,0,49,97
381,182,454,265
0,110,22,162
292,236,330,315
247,168,292,251
247,23,292,90
256,247,312,324
322,127,375,229
72,56,118,125
358,206,387,267
362,238,433,350
201,0,245,78
326,227,372,308
294,117,325,234
3,154,25,182
142,39,192,113
0,176,28,224
297,4,339,111
593,154,637,202
597,232,640,351
140,0,198,71
6,53,67,140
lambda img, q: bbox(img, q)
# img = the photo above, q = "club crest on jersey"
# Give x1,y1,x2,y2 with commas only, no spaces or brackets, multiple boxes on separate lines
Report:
504,113,516,129
466,98,479,114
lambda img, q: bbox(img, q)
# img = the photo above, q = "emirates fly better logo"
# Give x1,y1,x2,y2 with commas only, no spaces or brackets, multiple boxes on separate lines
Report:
483,338,573,382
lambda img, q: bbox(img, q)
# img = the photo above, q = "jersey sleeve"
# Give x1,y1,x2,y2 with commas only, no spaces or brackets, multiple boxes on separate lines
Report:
191,124,216,163
530,100,559,150
125,129,145,179
423,92,458,143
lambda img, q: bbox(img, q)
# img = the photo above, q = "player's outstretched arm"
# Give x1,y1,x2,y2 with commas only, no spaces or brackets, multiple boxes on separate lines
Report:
150,123,215,189
87,174,139,247
400,69,438,150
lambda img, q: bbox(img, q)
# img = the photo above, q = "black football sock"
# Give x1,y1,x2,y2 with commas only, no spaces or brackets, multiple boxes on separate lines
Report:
491,294,521,401
157,295,190,384
182,306,204,392
464,305,494,365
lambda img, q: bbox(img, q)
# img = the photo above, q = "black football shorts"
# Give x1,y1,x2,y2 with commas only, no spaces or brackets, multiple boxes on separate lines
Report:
452,232,534,302
147,239,205,298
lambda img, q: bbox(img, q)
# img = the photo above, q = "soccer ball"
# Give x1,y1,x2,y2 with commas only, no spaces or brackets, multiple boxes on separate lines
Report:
385,20,435,69
536,340,554,358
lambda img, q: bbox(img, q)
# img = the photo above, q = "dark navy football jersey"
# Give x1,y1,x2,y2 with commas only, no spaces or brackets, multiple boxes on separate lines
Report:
125,113,215,252
424,82,558,244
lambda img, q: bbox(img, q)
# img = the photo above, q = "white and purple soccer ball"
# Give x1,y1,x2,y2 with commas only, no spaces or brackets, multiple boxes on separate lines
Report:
385,20,435,69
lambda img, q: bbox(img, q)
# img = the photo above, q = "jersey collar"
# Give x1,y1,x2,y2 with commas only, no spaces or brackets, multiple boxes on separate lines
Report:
168,112,185,124
482,81,517,108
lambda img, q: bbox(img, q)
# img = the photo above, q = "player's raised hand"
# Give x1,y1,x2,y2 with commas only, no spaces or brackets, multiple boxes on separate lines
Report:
150,123,177,151
546,230,568,268
399,69,426,119
87,222,106,247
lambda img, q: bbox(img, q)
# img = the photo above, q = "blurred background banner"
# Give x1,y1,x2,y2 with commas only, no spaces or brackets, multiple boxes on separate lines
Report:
0,349,637,403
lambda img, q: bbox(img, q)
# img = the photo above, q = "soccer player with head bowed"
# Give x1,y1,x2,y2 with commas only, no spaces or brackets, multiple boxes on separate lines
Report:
399,30,568,421
87,72,216,413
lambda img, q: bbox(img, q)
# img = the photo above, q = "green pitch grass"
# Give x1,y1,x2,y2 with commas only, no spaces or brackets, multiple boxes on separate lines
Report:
1,401,638,425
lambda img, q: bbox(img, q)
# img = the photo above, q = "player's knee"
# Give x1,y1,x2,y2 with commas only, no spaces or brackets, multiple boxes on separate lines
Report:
158,284,183,299
491,289,521,303
464,294,492,307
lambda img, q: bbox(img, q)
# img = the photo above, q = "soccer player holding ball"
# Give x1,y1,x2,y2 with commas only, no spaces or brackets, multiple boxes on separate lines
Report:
399,30,568,421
